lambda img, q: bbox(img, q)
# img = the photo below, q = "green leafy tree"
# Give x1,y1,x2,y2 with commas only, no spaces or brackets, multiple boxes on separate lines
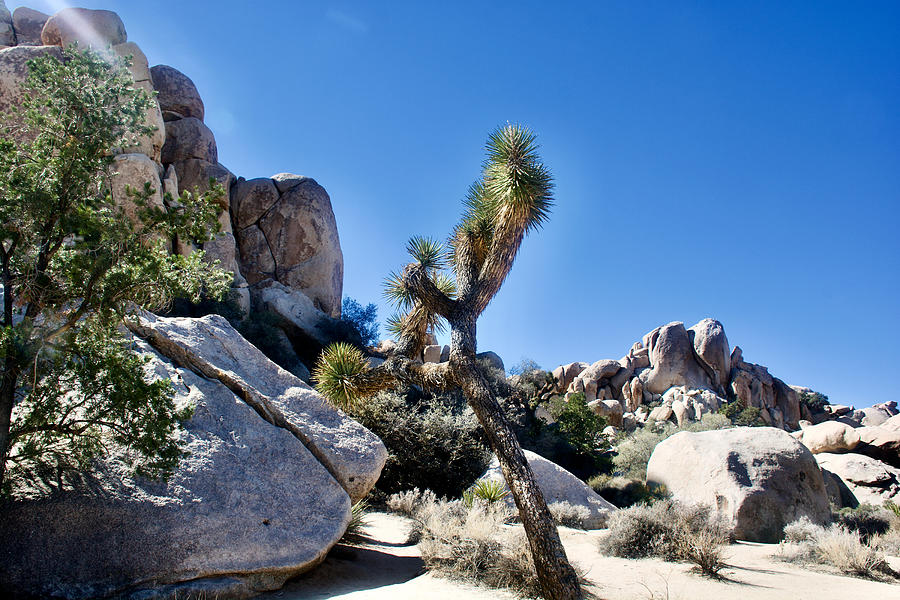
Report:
315,125,582,599
0,47,229,494
549,392,607,457
341,296,380,347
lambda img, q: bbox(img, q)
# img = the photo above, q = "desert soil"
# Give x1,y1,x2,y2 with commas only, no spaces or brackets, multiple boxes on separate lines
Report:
256,512,900,600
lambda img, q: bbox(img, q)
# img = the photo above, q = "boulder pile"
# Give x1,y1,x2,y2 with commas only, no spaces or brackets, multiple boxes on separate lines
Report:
0,5,386,599
0,3,350,381
549,318,803,430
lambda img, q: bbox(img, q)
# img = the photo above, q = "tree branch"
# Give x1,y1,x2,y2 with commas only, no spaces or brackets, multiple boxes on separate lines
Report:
401,263,458,320
463,204,527,316
379,353,455,392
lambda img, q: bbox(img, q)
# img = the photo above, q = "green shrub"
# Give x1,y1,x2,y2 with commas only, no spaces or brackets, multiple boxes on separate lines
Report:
799,391,830,412
718,401,765,426
612,423,675,480
682,413,733,432
352,390,491,499
548,392,607,456
341,297,380,347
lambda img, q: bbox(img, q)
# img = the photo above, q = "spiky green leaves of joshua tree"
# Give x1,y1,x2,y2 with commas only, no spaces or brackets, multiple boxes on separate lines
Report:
313,342,392,413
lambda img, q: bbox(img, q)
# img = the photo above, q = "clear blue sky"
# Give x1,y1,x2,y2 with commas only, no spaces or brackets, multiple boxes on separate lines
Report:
21,2,900,408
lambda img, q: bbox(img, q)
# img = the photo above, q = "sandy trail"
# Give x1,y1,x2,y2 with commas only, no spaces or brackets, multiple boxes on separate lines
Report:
256,512,900,600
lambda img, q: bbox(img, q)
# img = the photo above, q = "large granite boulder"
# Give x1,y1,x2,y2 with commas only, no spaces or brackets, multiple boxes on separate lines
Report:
687,318,731,392
0,314,386,599
12,7,48,46
816,452,900,507
552,361,589,392
477,350,505,373
729,347,800,430
571,358,623,401
233,174,343,317
647,427,830,542
161,116,217,164
108,153,165,228
478,449,617,529
641,321,713,394
0,2,14,47
150,64,205,121
857,402,898,427
41,7,127,48
112,42,164,161
793,421,861,454
172,159,243,279
855,426,900,469
252,280,360,364
0,45,63,133
882,413,900,432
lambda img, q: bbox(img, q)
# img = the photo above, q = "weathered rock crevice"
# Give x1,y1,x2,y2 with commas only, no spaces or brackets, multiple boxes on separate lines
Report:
126,312,386,503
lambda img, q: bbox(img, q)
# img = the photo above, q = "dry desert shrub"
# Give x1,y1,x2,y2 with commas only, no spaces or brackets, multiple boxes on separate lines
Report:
386,487,438,518
417,498,545,598
600,499,729,577
780,517,895,579
548,501,592,529
874,527,900,557
783,515,825,544
814,527,891,577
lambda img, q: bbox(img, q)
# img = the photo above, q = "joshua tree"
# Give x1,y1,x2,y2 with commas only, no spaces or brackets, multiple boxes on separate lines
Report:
314,124,581,599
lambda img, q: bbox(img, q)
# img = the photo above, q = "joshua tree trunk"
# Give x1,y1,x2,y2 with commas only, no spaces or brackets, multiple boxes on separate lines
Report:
450,320,581,600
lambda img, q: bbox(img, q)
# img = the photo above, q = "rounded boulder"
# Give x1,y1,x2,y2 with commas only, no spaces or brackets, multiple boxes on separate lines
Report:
647,427,830,542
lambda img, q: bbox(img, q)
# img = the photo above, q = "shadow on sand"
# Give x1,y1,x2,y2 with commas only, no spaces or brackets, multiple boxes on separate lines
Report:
256,544,425,600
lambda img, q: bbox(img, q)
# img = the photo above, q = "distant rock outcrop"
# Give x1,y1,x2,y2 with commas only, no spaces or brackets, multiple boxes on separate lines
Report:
548,318,804,431
0,314,387,599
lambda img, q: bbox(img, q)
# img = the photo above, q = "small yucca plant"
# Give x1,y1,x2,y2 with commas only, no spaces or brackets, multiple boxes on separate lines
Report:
470,479,509,504
341,499,371,544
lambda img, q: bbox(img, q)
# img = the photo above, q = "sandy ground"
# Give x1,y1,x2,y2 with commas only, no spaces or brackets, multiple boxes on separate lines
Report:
256,512,900,600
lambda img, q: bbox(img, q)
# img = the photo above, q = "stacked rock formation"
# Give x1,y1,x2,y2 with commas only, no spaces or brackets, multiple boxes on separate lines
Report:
548,318,803,431
0,5,387,599
0,4,349,379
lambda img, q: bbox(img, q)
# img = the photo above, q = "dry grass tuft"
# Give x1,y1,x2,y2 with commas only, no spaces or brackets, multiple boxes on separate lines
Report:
814,527,891,577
